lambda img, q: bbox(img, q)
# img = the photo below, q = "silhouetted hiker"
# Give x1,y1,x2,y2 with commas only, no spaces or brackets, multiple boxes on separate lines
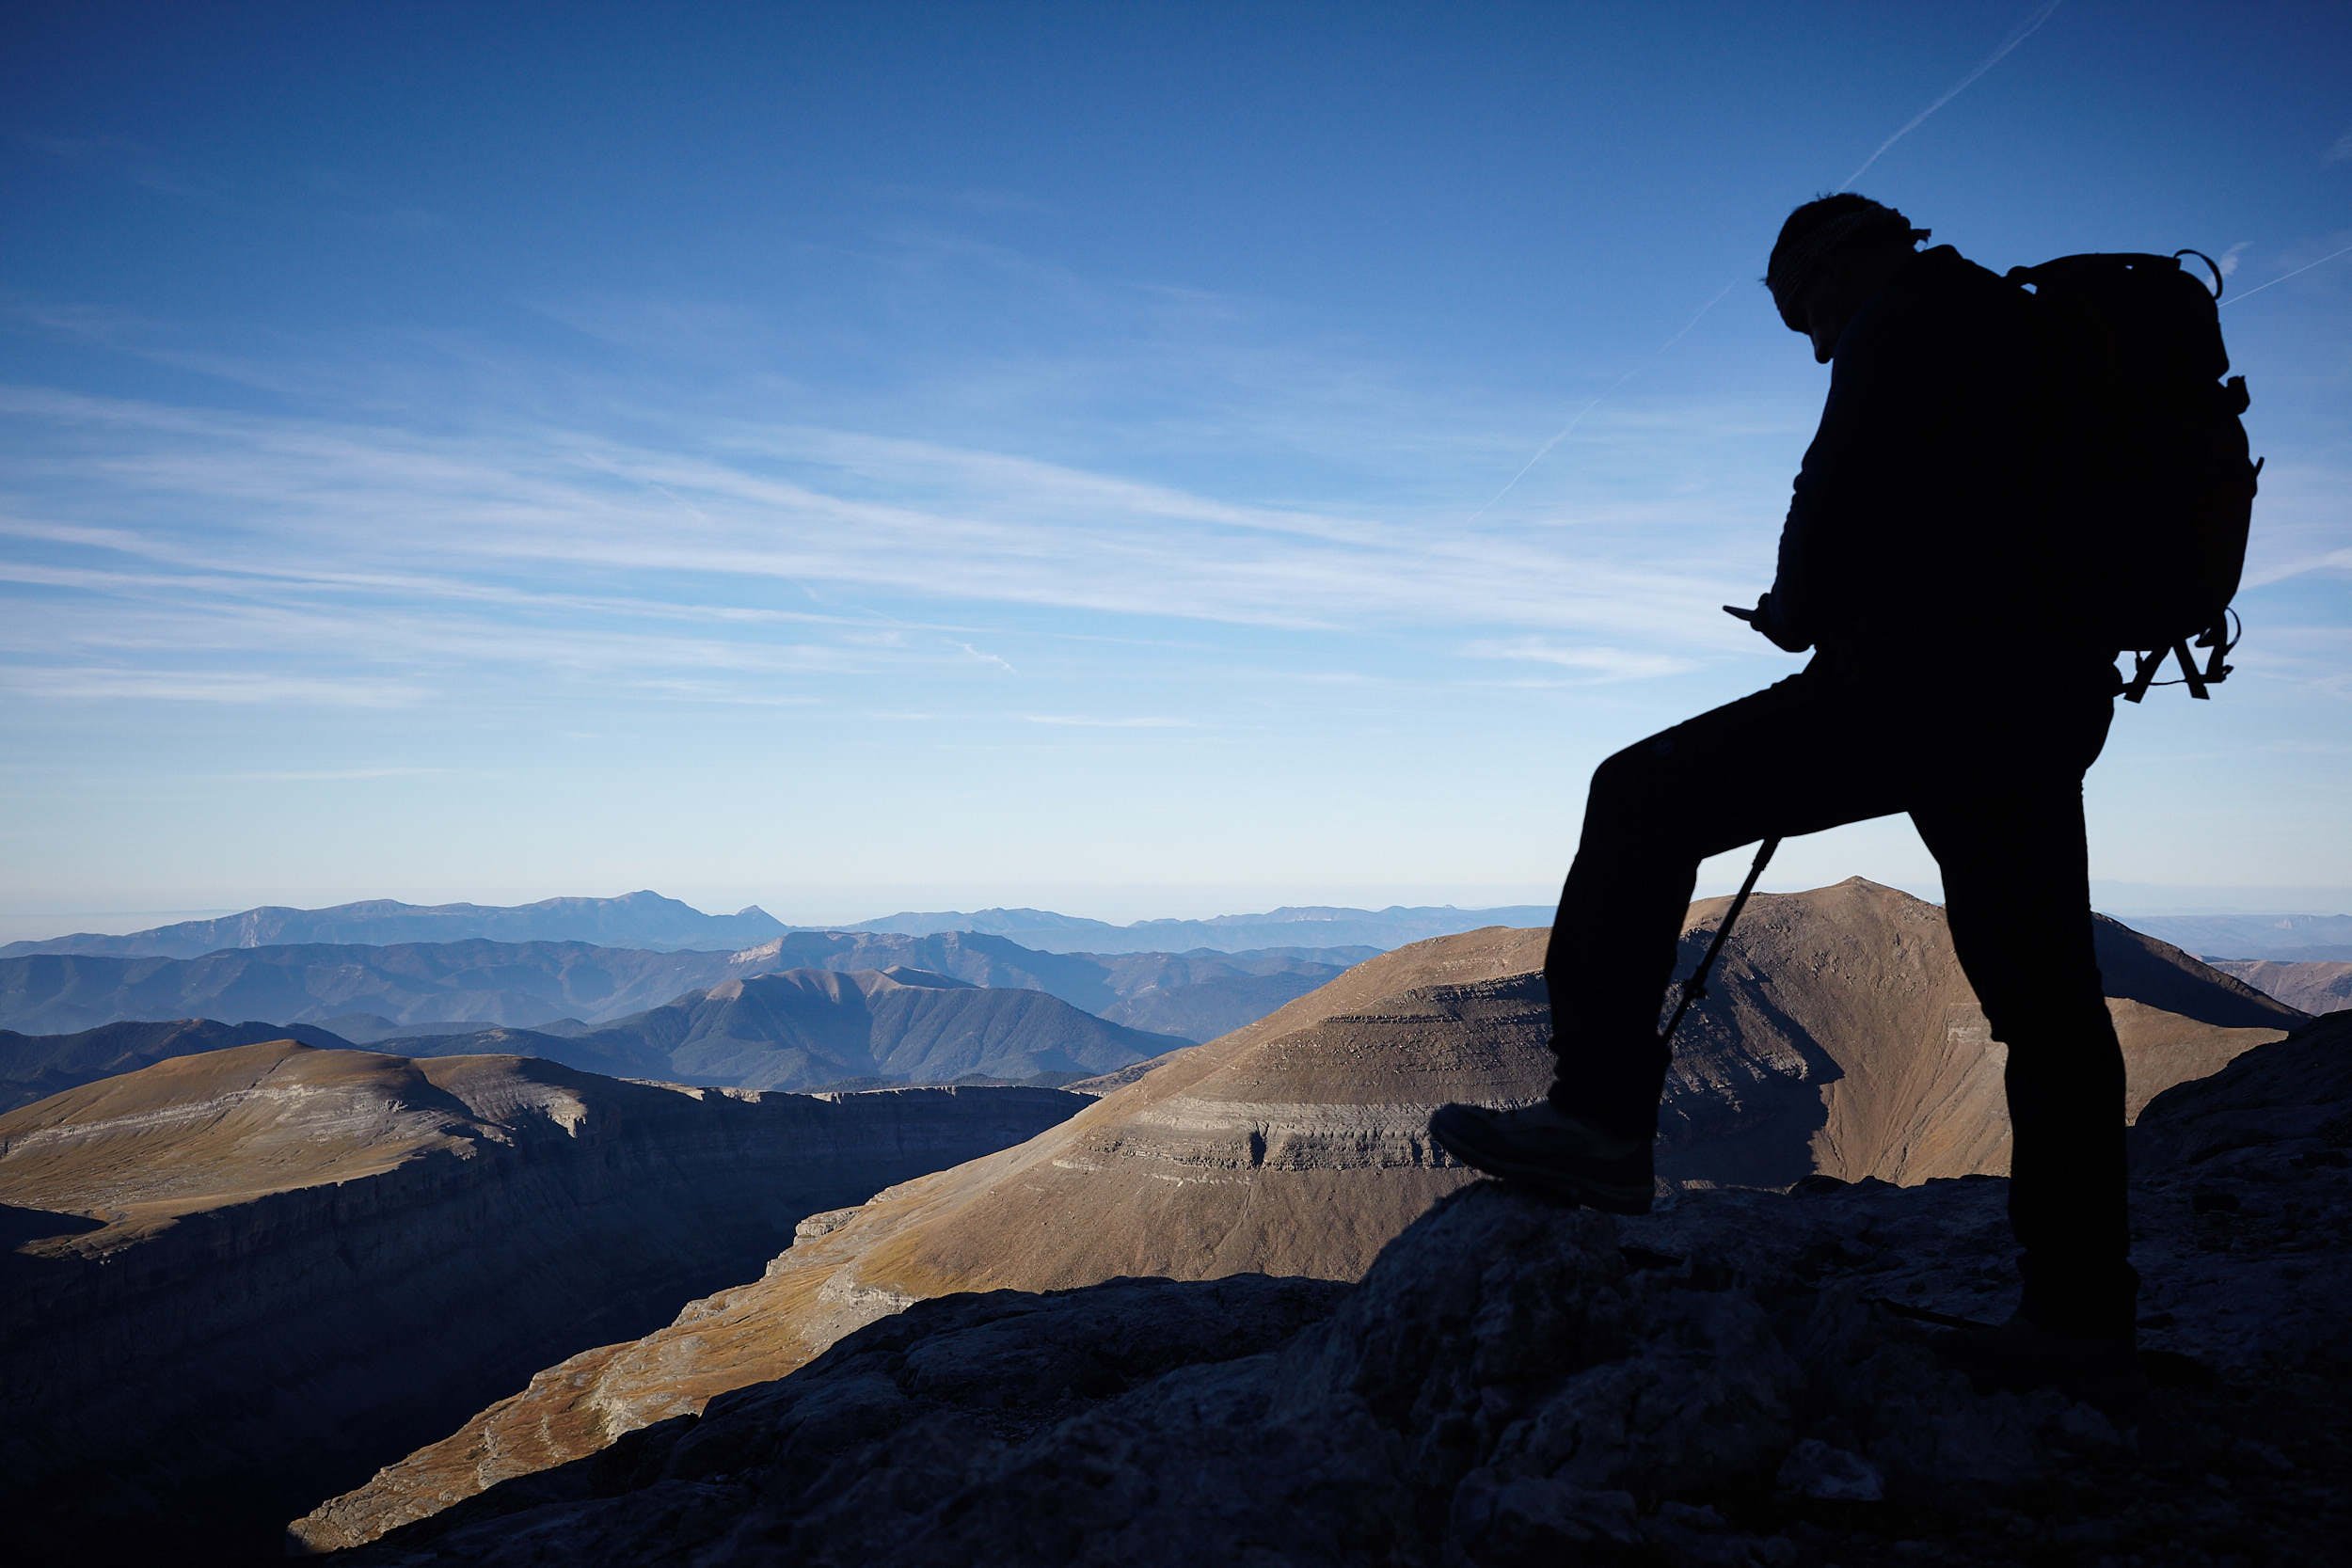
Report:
1432,194,2140,1385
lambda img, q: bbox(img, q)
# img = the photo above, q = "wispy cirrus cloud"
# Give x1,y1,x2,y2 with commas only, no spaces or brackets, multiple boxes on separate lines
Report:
221,766,453,782
0,384,1763,648
0,666,427,706
1461,637,1701,681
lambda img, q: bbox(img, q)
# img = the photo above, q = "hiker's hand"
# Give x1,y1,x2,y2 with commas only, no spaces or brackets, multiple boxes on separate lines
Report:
1726,594,1810,653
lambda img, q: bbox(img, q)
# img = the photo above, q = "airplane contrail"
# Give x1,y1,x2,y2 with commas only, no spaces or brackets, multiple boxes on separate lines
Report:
1467,5,2064,520
1462,283,1743,524
2221,239,2352,307
1840,0,2067,191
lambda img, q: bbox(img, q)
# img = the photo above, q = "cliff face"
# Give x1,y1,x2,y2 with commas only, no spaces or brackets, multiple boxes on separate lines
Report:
296,881,2299,1553
316,1012,2352,1568
0,1042,1083,1567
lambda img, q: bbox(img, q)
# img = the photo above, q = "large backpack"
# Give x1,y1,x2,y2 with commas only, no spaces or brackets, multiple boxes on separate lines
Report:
2007,250,2260,701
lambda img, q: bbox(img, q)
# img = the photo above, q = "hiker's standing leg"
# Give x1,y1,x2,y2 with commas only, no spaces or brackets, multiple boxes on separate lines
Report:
1544,666,1906,1138
1913,701,2133,1337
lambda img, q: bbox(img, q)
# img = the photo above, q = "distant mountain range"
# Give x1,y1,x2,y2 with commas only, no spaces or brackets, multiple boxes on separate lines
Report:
373,968,1190,1092
833,903,1554,954
0,892,1542,961
2122,911,2352,962
302,878,2305,1551
0,967,1188,1102
17,892,2352,969
0,932,1355,1043
0,890,787,959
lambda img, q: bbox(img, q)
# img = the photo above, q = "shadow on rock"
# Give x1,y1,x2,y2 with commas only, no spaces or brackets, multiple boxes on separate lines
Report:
332,1013,2352,1568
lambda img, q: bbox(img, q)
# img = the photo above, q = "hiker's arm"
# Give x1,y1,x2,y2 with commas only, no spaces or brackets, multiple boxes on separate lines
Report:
1767,308,1910,649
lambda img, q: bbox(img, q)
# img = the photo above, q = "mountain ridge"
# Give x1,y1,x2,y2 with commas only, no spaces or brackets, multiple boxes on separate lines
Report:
0,1016,360,1113
298,879,2301,1550
0,1039,1086,1564
2210,958,2352,1016
17,892,2352,965
0,933,1356,1042
310,1011,2352,1568
3,895,1555,961
834,902,1556,953
366,967,1192,1092
0,891,787,959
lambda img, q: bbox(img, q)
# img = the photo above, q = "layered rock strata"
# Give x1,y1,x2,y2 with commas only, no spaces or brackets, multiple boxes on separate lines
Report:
325,1011,2352,1566
298,880,2298,1551
0,1041,1083,1566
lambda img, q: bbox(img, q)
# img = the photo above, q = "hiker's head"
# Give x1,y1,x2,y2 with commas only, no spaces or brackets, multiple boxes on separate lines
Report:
1767,195,1931,363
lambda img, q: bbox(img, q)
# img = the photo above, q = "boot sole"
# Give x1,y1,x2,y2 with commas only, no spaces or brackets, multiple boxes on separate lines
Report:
1428,1115,1654,1215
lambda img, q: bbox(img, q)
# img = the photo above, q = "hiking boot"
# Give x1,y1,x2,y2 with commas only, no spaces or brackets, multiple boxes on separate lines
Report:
1937,1312,2149,1405
1427,1101,1655,1213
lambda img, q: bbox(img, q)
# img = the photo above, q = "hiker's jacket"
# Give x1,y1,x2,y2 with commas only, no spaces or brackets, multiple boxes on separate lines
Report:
1768,245,2106,684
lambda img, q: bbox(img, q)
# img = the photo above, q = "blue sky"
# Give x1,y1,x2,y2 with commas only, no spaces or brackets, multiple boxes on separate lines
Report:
2,0,2347,937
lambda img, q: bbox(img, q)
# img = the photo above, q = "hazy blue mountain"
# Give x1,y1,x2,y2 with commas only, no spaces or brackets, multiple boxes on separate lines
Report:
0,891,787,959
310,1014,496,1045
2120,911,2352,961
0,942,755,1036
0,934,1364,1043
726,931,1362,1041
0,1018,358,1112
839,905,1551,954
373,968,1192,1091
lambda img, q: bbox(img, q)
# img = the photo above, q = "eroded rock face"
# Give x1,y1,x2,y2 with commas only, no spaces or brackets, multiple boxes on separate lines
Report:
324,1013,2352,1567
298,883,2302,1555
0,1042,1085,1566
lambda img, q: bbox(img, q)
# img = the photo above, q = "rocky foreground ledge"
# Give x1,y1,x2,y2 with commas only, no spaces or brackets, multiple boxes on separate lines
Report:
329,1012,2352,1567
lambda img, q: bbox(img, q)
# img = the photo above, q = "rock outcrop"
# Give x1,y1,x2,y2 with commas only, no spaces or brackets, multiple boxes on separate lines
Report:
297,880,2300,1551
0,1041,1084,1566
320,1010,2352,1566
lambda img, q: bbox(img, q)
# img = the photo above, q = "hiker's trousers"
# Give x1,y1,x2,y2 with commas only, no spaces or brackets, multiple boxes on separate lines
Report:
1544,656,2133,1332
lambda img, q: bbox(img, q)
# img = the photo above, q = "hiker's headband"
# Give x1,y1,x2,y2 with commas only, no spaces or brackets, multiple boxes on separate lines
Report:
1766,210,1931,330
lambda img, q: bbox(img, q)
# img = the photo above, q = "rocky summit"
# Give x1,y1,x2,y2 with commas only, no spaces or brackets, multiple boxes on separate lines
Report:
295,880,2300,1554
319,1008,2352,1566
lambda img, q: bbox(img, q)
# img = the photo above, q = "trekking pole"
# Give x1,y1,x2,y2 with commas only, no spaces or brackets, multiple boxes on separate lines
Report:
1659,836,1780,1046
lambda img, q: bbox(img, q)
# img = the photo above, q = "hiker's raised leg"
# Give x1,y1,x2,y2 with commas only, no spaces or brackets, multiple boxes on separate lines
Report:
1544,668,1906,1137
1915,753,2134,1338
